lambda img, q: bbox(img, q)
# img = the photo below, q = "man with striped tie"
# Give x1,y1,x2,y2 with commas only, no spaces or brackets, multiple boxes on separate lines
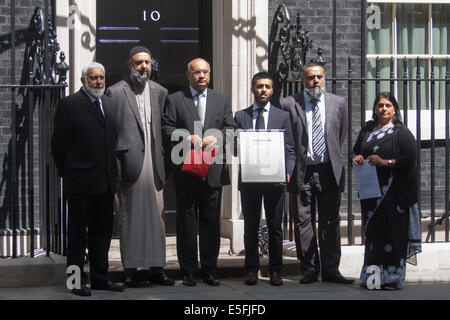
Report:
279,63,353,285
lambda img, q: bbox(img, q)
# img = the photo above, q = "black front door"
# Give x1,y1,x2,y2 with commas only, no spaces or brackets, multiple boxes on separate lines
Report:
97,0,212,235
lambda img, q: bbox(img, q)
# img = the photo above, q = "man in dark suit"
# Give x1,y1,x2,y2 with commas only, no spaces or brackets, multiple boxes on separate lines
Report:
51,62,124,296
279,63,353,284
234,72,296,286
106,46,174,288
162,58,236,286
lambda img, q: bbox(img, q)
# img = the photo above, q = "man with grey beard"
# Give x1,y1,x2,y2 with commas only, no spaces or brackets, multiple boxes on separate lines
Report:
106,46,174,287
52,62,124,296
279,63,353,285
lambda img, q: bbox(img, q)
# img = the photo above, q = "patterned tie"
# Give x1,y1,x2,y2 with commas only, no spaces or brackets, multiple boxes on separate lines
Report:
311,100,325,158
255,107,265,130
196,92,205,125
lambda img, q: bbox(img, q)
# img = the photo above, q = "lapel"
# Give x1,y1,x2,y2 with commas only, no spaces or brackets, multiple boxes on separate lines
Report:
294,92,307,130
203,88,214,129
79,89,105,126
182,88,202,124
149,80,161,137
123,78,144,134
324,92,333,139
267,105,276,130
243,106,254,129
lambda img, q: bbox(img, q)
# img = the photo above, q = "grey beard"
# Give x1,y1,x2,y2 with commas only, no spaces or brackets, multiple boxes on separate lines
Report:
84,85,105,98
304,85,326,99
130,69,150,90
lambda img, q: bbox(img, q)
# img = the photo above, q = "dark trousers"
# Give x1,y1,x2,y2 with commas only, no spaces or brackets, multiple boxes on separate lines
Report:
175,177,222,276
290,162,342,277
67,192,114,284
241,184,285,275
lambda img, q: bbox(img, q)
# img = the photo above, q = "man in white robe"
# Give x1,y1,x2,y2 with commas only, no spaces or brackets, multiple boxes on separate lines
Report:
106,46,174,287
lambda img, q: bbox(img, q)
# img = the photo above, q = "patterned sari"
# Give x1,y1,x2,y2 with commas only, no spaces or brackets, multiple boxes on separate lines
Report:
353,122,421,286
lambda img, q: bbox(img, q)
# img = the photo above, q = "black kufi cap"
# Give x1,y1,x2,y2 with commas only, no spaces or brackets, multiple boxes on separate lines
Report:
128,46,151,59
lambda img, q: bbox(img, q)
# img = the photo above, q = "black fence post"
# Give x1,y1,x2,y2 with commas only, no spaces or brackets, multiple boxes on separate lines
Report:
347,57,353,245
430,58,436,242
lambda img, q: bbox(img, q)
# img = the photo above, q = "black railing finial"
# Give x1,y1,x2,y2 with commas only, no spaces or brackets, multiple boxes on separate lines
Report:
56,51,70,85
314,48,327,66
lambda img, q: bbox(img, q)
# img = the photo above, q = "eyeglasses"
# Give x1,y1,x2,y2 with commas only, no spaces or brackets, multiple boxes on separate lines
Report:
190,70,210,76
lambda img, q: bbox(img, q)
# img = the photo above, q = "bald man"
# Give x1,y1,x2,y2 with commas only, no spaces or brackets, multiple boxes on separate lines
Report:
162,58,236,286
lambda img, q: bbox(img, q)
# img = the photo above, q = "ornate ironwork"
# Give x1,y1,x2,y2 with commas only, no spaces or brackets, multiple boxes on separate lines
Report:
26,7,69,85
269,5,327,83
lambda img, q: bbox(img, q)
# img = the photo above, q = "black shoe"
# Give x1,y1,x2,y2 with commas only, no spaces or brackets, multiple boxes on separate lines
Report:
269,272,283,286
381,282,402,290
182,274,197,286
149,273,175,286
322,273,354,284
203,274,220,286
245,272,258,285
299,270,318,284
91,280,125,292
71,284,91,297
125,277,142,288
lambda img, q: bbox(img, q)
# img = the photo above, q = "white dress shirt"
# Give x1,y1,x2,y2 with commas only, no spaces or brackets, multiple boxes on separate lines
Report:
252,102,270,129
190,86,207,124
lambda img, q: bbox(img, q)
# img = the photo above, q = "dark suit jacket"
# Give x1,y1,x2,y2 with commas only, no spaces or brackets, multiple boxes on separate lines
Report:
234,105,296,190
51,89,117,195
106,78,168,190
162,87,236,188
280,91,347,193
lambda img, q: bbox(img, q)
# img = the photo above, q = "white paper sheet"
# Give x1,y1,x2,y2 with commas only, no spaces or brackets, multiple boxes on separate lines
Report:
352,160,382,200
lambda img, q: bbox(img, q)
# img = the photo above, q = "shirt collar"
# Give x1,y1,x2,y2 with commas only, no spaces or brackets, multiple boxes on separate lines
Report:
190,86,207,98
252,101,271,112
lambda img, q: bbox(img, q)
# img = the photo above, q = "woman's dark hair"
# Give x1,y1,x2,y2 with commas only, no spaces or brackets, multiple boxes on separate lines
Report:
371,92,403,125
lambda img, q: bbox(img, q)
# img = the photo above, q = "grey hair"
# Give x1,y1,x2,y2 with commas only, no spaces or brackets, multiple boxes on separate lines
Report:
81,62,105,78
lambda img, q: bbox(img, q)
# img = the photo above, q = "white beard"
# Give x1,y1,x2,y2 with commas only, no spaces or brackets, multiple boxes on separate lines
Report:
84,85,105,98
304,85,326,99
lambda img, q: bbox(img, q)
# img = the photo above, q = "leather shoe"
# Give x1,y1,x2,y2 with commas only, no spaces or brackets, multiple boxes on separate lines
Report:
125,277,142,288
245,272,258,285
269,272,283,286
299,271,318,284
71,284,91,297
183,274,197,286
322,274,354,284
203,274,220,286
91,280,125,292
149,273,175,286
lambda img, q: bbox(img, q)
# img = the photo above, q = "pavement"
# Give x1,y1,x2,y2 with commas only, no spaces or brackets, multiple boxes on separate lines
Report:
0,237,450,303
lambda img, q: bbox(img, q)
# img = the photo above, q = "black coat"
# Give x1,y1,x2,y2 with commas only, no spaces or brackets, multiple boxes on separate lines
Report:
162,88,236,188
51,89,118,195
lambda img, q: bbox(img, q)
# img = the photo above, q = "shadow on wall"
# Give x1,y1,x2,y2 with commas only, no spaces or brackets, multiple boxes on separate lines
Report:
231,16,268,73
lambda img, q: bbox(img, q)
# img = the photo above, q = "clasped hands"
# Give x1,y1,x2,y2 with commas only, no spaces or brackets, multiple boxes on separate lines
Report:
187,134,217,151
352,154,392,167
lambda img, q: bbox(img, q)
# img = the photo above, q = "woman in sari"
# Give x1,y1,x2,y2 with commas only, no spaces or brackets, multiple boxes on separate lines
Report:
352,92,421,289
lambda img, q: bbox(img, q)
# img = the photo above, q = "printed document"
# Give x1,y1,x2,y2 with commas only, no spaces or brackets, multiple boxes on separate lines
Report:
352,160,382,200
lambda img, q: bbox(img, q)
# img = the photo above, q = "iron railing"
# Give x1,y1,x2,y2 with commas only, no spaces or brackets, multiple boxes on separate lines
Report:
0,3,69,258
269,4,450,245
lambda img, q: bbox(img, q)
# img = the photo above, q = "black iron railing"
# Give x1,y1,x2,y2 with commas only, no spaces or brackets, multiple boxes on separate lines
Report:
0,4,69,258
269,4,450,245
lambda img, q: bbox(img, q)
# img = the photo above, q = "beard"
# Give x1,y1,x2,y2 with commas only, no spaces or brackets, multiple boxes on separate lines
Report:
304,85,326,99
130,68,150,89
84,84,105,98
